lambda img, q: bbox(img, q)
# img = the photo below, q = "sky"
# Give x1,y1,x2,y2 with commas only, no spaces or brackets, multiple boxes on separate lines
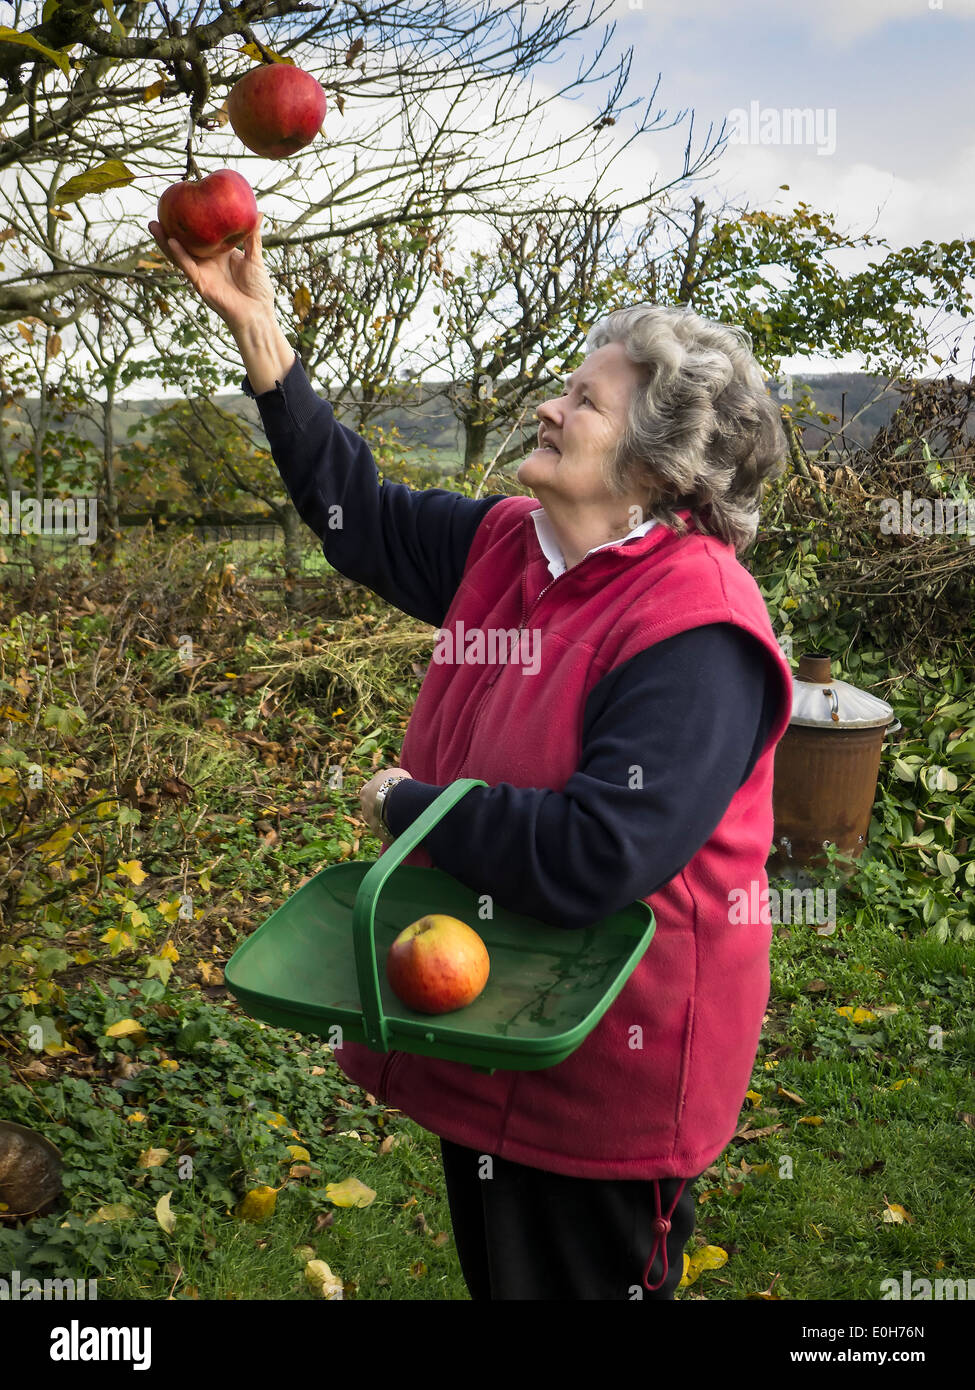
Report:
1,0,973,398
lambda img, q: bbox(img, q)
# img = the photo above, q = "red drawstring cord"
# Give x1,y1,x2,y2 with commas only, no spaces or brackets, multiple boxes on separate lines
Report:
642,1177,689,1292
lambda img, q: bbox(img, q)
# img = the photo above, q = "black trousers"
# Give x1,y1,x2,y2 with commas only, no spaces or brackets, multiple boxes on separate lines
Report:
439,1137,701,1301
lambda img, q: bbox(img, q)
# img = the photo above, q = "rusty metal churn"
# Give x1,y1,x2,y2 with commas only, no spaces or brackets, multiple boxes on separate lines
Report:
768,651,900,876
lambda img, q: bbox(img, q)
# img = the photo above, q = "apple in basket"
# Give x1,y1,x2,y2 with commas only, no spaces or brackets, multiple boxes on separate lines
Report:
386,915,490,1014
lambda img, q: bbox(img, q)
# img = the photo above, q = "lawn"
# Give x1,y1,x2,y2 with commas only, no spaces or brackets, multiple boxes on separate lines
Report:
1,535,973,1300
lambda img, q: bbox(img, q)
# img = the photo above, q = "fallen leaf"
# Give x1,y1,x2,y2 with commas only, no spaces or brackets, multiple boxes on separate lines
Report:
138,1147,170,1168
679,1244,729,1286
731,1123,784,1144
325,1177,376,1209
798,1116,824,1126
105,1018,148,1045
87,1204,135,1224
836,1006,877,1025
744,1089,763,1107
776,1086,805,1105
304,1259,343,1299
236,1185,279,1221
747,1273,783,1300
881,1200,914,1225
155,1191,176,1234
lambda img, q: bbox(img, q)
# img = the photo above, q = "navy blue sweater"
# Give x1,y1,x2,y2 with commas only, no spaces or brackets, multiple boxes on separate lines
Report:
242,353,782,924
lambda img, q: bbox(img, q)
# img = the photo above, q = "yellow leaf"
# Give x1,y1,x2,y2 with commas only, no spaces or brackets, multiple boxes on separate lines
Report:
798,1116,824,1125
890,1078,917,1091
776,1086,805,1105
159,1059,179,1071
263,1111,288,1129
325,1177,376,1209
680,1244,729,1285
155,1191,176,1234
157,899,181,924
105,1018,148,1044
286,1145,311,1161
836,1005,877,1025
126,1111,148,1124
744,1089,763,1107
236,1185,279,1222
158,941,179,961
304,1259,343,1299
43,1040,78,1056
692,1245,729,1272
763,1058,779,1070
118,859,148,884
87,1204,136,1224
97,799,119,818
138,1148,170,1168
72,950,95,965
882,1202,913,1225
20,989,42,1005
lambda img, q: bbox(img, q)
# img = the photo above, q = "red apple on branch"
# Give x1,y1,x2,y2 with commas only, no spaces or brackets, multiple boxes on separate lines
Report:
156,169,259,259
386,915,490,1015
227,63,328,159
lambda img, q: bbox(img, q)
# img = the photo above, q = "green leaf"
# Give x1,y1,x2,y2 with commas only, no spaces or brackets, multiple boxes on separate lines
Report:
174,1017,211,1052
51,161,135,209
41,704,87,737
936,851,959,879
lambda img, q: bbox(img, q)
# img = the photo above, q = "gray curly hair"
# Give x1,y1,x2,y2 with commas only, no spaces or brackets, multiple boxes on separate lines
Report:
585,303,787,554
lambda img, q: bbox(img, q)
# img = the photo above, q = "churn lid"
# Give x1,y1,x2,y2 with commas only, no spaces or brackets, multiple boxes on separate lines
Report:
788,652,895,730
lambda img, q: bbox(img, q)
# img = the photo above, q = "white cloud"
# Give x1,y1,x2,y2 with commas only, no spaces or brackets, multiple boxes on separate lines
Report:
612,0,975,42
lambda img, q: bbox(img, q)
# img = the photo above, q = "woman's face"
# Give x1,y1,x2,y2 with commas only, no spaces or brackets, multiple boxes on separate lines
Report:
518,342,647,506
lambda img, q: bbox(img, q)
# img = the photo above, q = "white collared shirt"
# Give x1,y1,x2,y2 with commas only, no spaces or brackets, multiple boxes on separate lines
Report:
530,507,658,581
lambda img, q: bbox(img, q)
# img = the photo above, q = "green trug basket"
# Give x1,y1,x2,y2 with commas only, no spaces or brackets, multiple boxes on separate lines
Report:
224,779,655,1074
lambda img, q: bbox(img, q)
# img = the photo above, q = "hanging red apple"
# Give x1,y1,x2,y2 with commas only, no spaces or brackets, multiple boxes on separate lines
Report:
156,169,259,259
227,63,327,159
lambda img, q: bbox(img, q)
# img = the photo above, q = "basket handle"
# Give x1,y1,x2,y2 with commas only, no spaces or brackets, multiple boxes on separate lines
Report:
352,778,489,1052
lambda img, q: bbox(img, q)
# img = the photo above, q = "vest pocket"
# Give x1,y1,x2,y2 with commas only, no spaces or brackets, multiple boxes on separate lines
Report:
673,997,696,1131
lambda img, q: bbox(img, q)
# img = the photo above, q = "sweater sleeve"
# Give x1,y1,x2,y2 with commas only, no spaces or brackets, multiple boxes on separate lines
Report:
383,622,782,929
240,352,506,627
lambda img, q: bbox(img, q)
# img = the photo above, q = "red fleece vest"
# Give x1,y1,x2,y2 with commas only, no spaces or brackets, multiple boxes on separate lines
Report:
333,500,794,1179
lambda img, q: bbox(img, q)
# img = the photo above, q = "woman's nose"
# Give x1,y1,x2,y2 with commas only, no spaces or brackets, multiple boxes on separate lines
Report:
536,397,561,424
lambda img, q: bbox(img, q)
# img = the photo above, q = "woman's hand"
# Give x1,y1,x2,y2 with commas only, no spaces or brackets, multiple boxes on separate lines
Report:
147,212,276,332
359,769,413,842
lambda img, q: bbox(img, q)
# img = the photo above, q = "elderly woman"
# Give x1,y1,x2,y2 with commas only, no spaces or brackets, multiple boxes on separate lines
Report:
150,213,794,1302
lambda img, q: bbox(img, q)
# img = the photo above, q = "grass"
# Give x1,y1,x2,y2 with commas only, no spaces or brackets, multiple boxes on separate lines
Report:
1,537,973,1301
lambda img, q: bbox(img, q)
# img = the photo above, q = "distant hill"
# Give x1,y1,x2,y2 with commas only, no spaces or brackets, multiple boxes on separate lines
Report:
0,370,941,473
